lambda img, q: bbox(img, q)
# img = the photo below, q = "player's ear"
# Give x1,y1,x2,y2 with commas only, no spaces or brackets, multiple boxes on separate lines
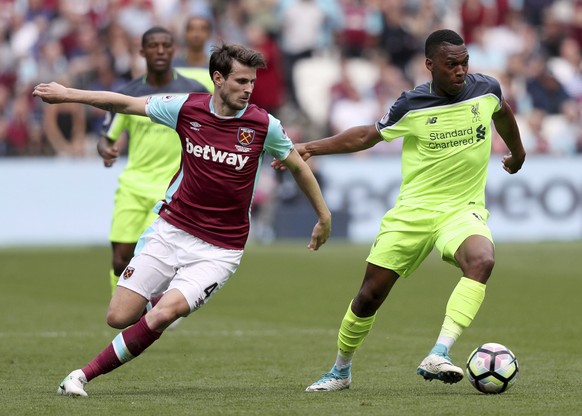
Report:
212,71,224,87
425,58,433,73
139,48,145,58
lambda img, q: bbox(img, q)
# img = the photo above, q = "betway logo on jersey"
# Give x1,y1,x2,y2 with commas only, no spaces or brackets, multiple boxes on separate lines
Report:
185,137,249,170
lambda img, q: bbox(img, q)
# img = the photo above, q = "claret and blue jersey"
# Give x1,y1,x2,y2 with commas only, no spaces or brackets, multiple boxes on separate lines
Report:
146,93,293,250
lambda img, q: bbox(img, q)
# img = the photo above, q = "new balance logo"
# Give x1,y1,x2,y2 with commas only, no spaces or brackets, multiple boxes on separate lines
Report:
185,137,249,170
425,116,438,124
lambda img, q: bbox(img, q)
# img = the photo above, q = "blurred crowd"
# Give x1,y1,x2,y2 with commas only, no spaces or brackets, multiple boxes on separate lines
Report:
2,0,582,158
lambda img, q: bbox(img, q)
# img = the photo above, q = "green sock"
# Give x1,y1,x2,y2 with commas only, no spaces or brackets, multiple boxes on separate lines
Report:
335,301,376,368
435,277,486,351
110,269,119,296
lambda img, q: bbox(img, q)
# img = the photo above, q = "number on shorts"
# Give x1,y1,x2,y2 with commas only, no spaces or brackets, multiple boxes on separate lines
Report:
204,282,218,299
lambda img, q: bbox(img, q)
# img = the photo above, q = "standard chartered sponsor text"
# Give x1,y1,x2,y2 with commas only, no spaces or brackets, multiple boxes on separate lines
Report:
429,127,475,149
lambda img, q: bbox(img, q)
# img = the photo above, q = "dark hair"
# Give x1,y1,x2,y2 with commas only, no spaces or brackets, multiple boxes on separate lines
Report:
141,26,173,47
209,44,266,79
425,29,464,58
185,14,213,33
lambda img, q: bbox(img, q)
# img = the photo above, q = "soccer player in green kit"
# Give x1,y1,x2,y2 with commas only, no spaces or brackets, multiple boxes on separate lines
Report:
98,27,207,294
293,29,526,391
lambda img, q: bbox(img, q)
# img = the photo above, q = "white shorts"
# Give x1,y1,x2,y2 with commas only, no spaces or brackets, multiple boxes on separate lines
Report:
118,217,244,312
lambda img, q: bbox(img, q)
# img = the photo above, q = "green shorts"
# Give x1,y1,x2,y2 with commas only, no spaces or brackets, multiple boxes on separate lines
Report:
109,185,162,243
366,204,493,278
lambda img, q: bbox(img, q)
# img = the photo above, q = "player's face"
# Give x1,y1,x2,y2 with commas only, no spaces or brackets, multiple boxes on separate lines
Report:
141,33,175,74
185,17,211,48
426,43,469,96
216,61,257,114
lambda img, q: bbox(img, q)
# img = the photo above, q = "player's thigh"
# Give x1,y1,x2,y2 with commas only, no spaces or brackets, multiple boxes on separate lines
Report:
108,286,150,325
110,186,159,243
168,242,243,313
366,206,436,278
117,220,177,300
435,206,493,267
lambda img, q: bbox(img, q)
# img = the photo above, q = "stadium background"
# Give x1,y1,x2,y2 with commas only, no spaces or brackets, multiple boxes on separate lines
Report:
1,0,582,246
1,3,581,415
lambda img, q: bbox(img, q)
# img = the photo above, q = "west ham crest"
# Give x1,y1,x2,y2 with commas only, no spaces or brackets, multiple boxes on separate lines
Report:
123,267,135,280
237,127,255,146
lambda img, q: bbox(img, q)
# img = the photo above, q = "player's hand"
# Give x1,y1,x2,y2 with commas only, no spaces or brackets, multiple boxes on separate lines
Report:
32,82,68,104
271,143,310,171
271,158,286,171
97,141,120,168
307,217,331,251
102,145,120,167
501,152,525,174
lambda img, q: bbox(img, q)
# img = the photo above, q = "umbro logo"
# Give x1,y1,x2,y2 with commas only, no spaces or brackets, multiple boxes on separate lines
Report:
189,121,202,131
425,116,438,125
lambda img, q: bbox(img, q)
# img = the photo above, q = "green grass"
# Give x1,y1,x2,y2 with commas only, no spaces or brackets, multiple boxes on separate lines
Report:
0,242,580,415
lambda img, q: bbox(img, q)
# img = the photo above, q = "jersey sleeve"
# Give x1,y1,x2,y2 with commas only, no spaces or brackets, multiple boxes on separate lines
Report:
264,114,294,160
145,94,189,129
101,112,129,141
375,92,409,142
482,73,503,112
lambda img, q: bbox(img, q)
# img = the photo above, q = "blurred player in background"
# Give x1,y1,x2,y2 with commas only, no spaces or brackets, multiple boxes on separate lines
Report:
174,14,215,93
277,29,526,392
98,26,207,295
34,43,331,397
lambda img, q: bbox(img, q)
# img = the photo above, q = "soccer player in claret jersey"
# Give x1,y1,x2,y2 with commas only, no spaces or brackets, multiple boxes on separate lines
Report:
99,26,207,296
274,29,526,392
33,44,331,397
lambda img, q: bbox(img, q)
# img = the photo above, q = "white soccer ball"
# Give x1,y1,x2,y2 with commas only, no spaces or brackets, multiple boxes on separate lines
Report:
466,342,519,394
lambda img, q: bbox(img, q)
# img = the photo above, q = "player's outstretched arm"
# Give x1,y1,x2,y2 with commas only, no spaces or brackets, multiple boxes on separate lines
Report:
303,124,382,157
282,149,331,251
33,82,147,116
492,99,526,174
271,125,382,171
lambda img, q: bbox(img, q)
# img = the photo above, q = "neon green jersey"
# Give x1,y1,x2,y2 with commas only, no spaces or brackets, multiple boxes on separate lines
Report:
175,66,214,93
103,72,207,197
376,73,502,212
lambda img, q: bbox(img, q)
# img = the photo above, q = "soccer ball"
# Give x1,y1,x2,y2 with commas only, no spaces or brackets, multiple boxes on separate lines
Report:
466,342,519,394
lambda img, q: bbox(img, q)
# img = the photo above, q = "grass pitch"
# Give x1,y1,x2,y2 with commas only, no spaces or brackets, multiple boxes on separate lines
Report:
0,241,580,415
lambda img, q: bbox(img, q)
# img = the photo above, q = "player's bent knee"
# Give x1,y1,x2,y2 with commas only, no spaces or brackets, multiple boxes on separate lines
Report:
353,290,384,316
146,307,184,331
474,254,495,275
463,254,495,282
106,311,136,329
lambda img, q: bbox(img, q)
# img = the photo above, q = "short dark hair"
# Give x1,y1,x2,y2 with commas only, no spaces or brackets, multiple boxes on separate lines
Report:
142,26,173,47
185,15,213,33
425,29,464,58
209,44,266,79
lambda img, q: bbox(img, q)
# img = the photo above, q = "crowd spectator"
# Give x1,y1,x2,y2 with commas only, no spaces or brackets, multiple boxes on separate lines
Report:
335,0,383,59
328,58,380,137
245,21,286,116
376,1,421,69
1,0,582,158
548,36,582,101
278,0,332,110
173,14,215,92
41,74,88,157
